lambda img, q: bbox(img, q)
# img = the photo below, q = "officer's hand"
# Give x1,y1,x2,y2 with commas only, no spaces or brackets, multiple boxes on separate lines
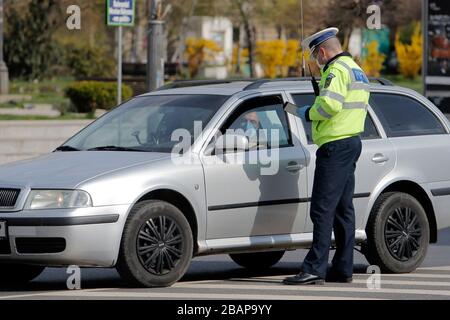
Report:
297,105,310,119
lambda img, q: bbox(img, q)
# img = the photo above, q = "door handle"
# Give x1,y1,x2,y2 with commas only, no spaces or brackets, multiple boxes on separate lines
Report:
372,153,389,164
286,162,304,172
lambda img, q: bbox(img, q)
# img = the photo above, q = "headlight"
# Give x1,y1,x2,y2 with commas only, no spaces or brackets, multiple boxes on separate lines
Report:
25,190,92,210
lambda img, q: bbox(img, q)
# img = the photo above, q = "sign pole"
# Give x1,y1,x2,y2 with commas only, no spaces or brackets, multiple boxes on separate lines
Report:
106,0,135,105
147,0,165,92
117,26,123,105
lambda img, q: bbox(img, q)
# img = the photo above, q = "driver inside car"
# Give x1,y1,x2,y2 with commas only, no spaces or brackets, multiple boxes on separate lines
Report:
231,111,267,150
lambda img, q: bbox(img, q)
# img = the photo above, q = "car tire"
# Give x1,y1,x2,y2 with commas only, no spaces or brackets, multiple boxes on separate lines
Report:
0,264,45,285
116,200,193,287
364,192,430,273
229,251,285,270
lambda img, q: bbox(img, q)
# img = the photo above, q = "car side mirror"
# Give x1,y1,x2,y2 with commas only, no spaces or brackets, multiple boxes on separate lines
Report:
214,133,249,154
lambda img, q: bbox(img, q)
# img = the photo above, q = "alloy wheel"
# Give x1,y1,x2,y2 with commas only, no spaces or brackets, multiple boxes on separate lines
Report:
384,207,422,261
136,216,183,275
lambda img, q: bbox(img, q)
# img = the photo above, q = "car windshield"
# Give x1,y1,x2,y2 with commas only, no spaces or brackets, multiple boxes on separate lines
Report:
61,94,230,153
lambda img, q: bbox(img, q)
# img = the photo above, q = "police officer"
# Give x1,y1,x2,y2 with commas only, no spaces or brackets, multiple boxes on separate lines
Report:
283,27,370,285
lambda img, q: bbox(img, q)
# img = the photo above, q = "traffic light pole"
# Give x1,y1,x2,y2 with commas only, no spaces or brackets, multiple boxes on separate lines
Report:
146,0,165,92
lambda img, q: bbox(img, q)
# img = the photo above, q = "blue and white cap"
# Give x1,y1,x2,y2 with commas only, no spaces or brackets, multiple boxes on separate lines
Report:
301,27,339,53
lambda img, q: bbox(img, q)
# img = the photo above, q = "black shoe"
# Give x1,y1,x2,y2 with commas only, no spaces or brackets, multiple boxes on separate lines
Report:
325,271,353,283
283,272,325,285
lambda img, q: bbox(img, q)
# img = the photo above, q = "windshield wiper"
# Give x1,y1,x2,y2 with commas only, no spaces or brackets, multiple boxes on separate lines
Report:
86,146,146,152
54,145,80,152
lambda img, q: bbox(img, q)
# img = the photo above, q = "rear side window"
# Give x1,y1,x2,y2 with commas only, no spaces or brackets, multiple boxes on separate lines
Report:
361,115,380,140
291,94,380,143
370,93,446,137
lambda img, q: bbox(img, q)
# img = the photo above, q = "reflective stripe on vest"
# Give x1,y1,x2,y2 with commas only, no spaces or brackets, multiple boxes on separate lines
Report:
317,106,333,119
342,102,368,110
335,60,370,93
328,59,369,111
320,90,345,103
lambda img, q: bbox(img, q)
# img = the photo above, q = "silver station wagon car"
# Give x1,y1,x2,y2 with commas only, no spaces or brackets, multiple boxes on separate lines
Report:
1,78,450,287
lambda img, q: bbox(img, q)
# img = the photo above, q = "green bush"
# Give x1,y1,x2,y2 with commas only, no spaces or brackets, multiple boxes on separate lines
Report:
65,81,133,113
64,44,115,78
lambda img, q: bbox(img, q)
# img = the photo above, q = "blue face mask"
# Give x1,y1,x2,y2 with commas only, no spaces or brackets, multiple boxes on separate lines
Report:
245,121,257,137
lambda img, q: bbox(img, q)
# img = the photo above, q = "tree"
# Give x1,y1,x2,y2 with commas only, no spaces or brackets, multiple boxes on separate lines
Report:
322,0,372,50
4,0,62,80
230,0,256,77
323,0,422,49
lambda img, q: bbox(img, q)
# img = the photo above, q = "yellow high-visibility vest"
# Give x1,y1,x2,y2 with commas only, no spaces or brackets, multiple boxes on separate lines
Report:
308,55,370,147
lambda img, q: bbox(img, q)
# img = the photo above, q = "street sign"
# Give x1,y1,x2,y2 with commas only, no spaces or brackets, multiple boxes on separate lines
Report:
106,0,135,105
106,0,135,27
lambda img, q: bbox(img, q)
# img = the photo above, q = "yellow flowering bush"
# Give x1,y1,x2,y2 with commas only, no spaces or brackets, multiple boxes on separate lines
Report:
255,39,304,78
395,22,423,79
185,38,222,78
361,41,386,77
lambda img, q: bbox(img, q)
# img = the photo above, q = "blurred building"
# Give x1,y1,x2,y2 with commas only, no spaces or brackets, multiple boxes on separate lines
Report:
181,16,233,79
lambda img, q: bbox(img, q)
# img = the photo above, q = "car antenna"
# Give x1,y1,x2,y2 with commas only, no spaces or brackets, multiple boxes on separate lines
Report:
300,1,320,96
300,0,305,77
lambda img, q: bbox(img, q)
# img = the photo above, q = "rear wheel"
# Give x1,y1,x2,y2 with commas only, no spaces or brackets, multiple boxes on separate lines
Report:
364,192,429,273
230,251,285,270
117,200,193,287
0,264,45,285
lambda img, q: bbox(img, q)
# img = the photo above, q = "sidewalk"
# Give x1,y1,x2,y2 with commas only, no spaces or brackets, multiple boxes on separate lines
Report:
0,120,92,165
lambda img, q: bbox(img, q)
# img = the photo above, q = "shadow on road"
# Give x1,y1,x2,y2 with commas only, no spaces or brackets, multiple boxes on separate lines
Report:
181,260,370,283
2,227,449,292
0,261,370,292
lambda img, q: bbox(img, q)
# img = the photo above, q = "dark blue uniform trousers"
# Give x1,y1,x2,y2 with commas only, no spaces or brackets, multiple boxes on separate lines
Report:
301,135,362,279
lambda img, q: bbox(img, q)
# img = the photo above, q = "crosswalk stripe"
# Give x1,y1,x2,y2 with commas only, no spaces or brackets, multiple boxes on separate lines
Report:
354,279,450,287
173,282,450,297
23,291,382,300
418,266,450,271
358,273,450,279
0,288,107,300
228,277,450,287
249,273,450,280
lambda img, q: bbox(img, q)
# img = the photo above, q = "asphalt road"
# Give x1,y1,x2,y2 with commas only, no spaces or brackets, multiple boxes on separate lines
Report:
0,228,449,300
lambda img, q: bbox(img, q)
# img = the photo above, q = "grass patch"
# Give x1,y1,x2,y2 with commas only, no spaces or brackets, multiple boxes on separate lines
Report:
0,101,24,109
9,77,73,107
0,113,96,121
382,74,423,93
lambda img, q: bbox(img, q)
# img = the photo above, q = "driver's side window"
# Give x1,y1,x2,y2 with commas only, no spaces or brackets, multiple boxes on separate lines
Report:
220,95,292,151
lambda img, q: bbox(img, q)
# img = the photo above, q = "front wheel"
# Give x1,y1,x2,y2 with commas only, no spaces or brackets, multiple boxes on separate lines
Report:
0,264,45,286
230,251,285,270
116,200,193,287
364,192,430,273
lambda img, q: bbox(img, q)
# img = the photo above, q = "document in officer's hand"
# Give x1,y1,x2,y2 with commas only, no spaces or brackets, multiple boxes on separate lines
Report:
283,102,300,117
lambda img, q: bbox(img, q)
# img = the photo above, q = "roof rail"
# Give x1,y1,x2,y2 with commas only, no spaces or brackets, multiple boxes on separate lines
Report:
155,76,394,92
244,77,394,90
156,79,258,91
368,77,394,86
243,77,314,91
